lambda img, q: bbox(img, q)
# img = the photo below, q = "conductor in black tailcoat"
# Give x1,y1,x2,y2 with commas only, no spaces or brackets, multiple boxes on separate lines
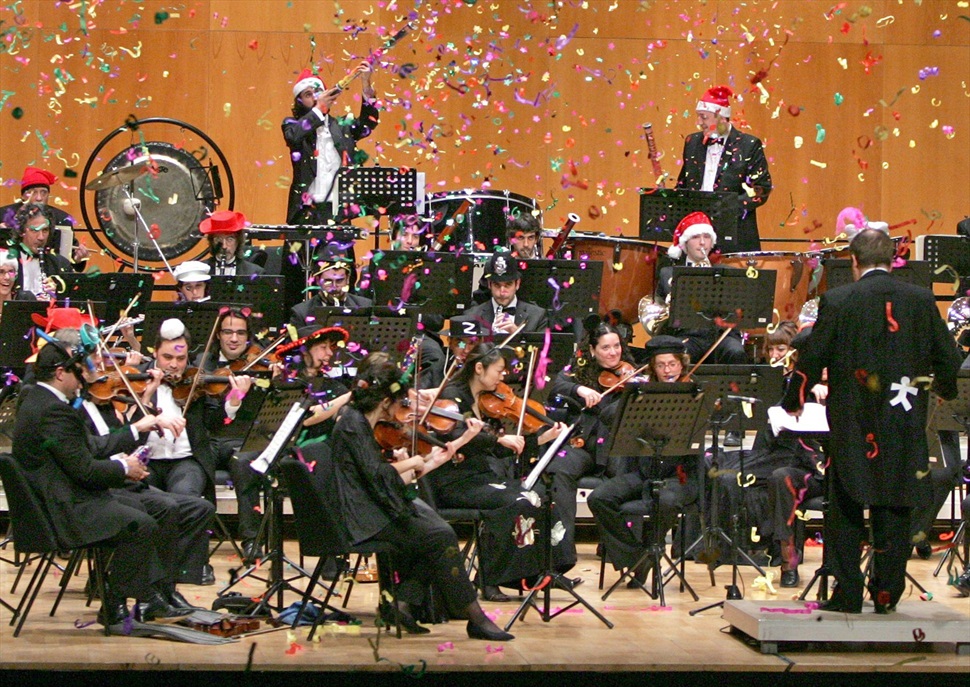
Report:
782,228,961,613
676,86,771,253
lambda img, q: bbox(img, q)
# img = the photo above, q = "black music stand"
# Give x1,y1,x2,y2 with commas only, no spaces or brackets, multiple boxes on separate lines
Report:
58,273,154,321
638,188,740,252
143,301,251,355
335,167,419,250
823,259,935,291
312,307,415,357
208,275,286,333
369,250,457,316
0,301,107,369
669,266,776,331
600,382,707,606
216,388,317,614
929,371,970,577
918,235,970,281
453,253,490,311
517,258,604,324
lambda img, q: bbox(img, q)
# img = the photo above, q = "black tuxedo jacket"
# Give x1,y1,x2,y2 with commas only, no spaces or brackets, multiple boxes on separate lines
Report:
208,257,265,277
289,292,373,328
676,127,772,253
12,384,141,549
459,299,548,335
281,101,380,225
781,271,961,507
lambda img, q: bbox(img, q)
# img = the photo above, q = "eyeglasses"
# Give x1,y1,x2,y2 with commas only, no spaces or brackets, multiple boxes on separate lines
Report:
654,361,682,370
219,329,248,338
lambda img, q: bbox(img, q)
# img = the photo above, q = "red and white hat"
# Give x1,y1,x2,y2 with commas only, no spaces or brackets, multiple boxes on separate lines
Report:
668,211,716,260
696,86,733,118
21,167,57,193
292,69,325,98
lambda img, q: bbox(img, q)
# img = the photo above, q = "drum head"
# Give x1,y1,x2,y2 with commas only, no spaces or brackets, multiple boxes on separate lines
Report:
427,190,539,252
93,142,215,262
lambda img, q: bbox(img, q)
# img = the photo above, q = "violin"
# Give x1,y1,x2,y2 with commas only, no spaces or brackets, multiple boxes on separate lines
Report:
374,419,450,456
87,366,154,405
167,367,235,405
396,390,466,435
598,361,636,390
478,381,556,435
228,345,274,374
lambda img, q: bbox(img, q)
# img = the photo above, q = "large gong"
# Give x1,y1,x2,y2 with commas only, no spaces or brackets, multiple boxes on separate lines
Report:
80,117,235,268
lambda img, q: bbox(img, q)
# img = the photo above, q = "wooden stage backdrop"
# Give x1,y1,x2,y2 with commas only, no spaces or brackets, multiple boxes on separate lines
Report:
0,0,968,283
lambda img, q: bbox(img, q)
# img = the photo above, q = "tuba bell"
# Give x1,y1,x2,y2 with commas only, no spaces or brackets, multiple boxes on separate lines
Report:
947,296,970,347
637,294,669,335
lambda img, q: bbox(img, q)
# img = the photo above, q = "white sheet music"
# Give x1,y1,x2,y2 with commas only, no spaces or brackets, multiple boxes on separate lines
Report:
250,402,308,474
524,423,575,491
767,402,829,436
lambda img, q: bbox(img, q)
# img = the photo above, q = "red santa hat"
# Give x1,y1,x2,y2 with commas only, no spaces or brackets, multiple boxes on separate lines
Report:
21,167,57,193
668,212,716,260
292,69,325,98
696,86,733,118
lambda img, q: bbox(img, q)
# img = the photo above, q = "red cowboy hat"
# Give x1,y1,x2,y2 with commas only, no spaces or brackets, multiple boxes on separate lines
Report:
31,306,97,333
275,326,349,360
199,210,247,235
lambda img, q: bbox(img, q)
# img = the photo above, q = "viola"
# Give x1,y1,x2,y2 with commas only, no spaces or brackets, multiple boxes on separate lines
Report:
598,361,636,390
374,419,450,456
478,381,556,435
87,366,153,405
395,390,465,435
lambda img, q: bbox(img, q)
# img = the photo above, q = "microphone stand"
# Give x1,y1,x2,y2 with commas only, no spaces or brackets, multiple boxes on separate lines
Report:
120,183,176,278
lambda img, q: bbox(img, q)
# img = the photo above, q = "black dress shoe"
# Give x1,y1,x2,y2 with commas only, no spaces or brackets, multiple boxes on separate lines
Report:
953,569,970,597
780,569,799,588
482,585,512,602
242,540,263,565
869,587,897,615
817,595,861,614
379,601,430,634
723,431,742,448
200,564,216,586
98,600,131,627
168,589,206,612
913,540,932,560
553,576,583,591
137,592,195,623
466,620,514,642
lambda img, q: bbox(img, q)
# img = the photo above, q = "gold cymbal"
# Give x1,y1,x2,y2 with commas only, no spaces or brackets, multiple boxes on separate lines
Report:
85,162,151,191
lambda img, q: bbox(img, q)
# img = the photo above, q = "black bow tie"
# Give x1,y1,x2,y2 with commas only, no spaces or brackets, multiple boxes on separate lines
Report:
704,135,723,147
498,306,516,316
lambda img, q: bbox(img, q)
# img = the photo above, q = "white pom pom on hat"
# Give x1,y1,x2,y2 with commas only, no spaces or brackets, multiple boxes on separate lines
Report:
159,318,186,341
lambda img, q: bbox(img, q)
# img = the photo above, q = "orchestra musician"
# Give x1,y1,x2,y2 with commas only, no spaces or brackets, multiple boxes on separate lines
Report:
506,212,542,259
12,337,199,626
6,203,74,301
290,243,372,327
282,64,379,226
676,85,772,253
434,342,577,602
586,335,699,581
173,261,212,303
328,352,514,641
781,228,962,613
0,252,37,321
460,252,548,336
547,319,640,546
201,210,265,277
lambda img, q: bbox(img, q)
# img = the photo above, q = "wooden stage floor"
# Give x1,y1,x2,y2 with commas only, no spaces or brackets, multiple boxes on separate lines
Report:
0,539,967,684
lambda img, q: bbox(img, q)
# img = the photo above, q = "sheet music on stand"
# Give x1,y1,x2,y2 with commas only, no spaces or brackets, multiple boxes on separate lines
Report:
767,403,829,437
247,387,312,474
524,424,576,491
606,382,707,458
334,167,424,217
669,266,776,330
638,188,739,250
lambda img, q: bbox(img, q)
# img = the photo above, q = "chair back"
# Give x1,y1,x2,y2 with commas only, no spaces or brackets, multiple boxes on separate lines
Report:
279,445,351,559
0,454,60,555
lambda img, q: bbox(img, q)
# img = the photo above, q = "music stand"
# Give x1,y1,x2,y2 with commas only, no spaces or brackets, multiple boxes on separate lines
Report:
669,266,776,330
312,307,415,358
217,388,313,612
916,235,970,280
58,272,154,321
207,275,286,333
453,253,490,312
502,332,576,403
143,301,251,355
369,251,457,316
0,300,107,369
691,365,785,435
823,259,935,291
516,258,604,323
335,167,420,250
504,426,614,632
638,188,740,251
929,371,970,577
601,382,707,606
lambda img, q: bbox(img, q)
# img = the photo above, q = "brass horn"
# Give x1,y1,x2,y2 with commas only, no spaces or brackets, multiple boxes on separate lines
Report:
637,294,669,335
947,296,970,347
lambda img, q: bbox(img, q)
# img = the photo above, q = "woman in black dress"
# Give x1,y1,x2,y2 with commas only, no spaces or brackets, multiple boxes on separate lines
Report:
330,352,513,640
434,343,576,601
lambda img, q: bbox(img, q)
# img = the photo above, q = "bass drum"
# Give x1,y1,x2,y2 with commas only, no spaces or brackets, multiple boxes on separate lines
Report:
567,234,657,324
718,252,811,325
426,190,539,252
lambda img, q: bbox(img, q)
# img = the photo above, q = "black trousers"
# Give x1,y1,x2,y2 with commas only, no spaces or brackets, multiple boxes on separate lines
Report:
364,500,478,614
99,499,166,602
909,430,962,541
828,473,911,609
765,467,824,561
145,457,207,498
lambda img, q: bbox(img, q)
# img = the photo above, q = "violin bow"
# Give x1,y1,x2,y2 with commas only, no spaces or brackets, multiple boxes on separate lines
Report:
600,362,652,399
515,347,539,437
181,311,222,417
683,327,734,380
239,332,289,373
87,298,150,417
